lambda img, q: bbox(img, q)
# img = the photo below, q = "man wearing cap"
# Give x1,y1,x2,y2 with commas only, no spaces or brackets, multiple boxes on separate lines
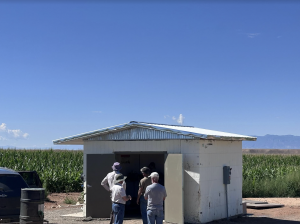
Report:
136,167,152,224
101,162,126,192
101,162,126,224
111,174,132,224
144,172,167,224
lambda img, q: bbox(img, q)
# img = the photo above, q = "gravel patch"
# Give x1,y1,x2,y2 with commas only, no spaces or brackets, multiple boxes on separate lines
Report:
44,206,142,224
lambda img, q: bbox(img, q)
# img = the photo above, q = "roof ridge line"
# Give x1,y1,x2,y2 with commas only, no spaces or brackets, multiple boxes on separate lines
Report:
130,121,194,128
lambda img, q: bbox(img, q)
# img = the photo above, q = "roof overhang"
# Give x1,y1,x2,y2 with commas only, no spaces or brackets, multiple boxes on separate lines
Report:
53,121,257,145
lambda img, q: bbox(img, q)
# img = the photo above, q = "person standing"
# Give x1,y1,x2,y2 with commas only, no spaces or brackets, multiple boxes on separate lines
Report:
101,162,126,191
101,162,126,224
144,172,167,224
136,167,152,224
111,174,132,224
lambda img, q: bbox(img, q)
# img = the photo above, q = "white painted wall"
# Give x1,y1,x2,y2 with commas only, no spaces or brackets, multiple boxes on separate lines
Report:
182,140,202,223
84,140,181,154
82,139,243,223
197,140,243,223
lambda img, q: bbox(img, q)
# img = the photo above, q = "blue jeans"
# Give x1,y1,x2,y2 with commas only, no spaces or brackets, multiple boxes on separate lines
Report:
112,203,125,224
147,209,164,224
139,195,148,224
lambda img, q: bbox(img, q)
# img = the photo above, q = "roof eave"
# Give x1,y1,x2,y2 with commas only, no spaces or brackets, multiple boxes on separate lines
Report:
206,136,257,141
53,123,134,145
53,122,257,144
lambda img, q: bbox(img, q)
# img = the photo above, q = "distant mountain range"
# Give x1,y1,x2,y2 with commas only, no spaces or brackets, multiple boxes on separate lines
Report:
243,135,300,149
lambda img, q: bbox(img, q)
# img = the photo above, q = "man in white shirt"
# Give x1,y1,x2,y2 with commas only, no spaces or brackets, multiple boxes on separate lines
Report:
101,162,126,191
111,174,132,224
101,162,126,224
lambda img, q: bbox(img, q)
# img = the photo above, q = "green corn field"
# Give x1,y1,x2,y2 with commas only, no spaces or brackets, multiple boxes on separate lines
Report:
0,149,83,193
243,154,300,180
242,154,300,197
1,149,300,196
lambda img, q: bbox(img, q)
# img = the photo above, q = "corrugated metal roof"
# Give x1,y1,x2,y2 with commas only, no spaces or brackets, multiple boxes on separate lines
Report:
53,121,257,145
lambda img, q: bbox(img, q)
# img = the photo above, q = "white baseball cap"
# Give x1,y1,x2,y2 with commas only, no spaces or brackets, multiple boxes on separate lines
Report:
150,172,159,178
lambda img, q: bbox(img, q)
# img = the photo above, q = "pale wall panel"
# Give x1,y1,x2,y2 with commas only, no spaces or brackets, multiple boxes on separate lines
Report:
199,140,243,223
84,140,182,154
199,153,210,167
181,140,201,154
182,141,201,223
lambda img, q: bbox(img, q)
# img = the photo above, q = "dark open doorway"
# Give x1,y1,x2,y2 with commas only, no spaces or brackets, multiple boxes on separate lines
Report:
115,152,166,218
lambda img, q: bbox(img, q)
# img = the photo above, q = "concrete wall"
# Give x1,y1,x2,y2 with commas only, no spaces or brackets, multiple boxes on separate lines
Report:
181,140,243,223
82,139,243,223
197,140,243,223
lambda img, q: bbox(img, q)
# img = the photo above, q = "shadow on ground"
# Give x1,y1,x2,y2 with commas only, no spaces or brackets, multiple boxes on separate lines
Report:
208,216,300,224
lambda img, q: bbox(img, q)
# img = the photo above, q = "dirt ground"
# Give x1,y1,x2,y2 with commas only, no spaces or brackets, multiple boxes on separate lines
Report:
44,193,300,224
44,192,82,209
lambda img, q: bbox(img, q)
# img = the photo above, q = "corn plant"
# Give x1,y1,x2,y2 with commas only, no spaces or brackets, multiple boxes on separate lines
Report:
0,149,83,193
243,154,300,197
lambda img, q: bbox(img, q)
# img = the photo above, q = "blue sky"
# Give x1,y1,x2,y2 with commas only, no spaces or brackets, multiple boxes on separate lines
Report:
0,1,299,148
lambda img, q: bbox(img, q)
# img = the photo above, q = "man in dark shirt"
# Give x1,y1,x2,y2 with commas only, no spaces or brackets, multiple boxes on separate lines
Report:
136,167,152,224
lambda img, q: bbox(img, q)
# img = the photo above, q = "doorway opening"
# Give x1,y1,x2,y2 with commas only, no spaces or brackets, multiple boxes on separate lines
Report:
115,152,166,218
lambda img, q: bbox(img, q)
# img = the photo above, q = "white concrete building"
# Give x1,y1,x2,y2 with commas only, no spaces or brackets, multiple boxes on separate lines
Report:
53,121,256,223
